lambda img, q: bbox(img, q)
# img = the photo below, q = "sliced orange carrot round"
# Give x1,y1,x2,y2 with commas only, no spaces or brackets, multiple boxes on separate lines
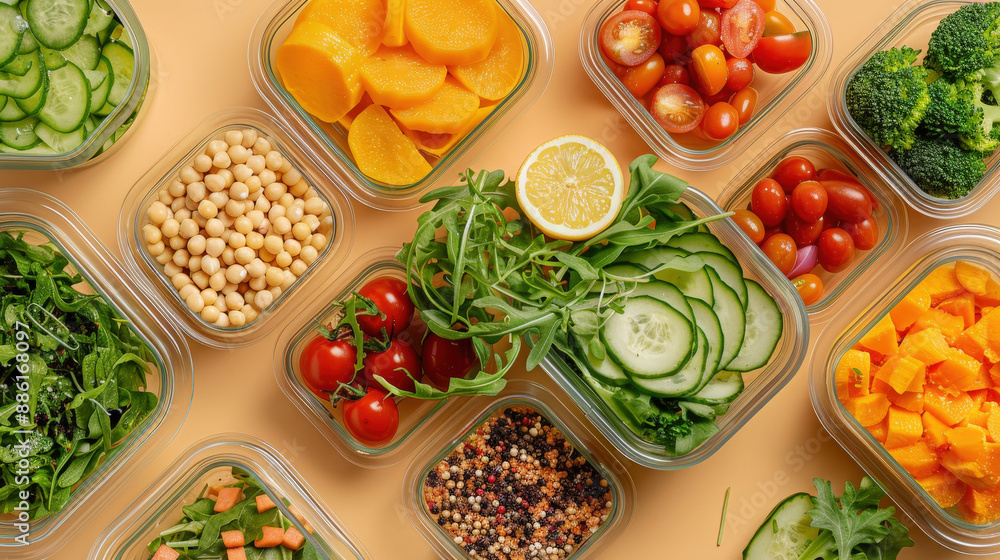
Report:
360,45,447,109
277,20,364,123
400,106,493,156
295,0,386,56
404,0,498,65
338,93,375,131
348,105,432,185
389,77,480,134
383,0,408,47
449,10,524,101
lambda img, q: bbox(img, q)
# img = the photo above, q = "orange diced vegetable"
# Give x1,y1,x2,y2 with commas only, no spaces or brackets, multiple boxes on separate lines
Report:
226,548,247,560
835,349,870,399
866,417,889,443
954,307,1000,363
337,93,374,131
989,405,1000,443
885,406,923,448
917,469,967,509
389,76,480,134
937,292,976,330
399,106,493,157
967,364,993,391
924,411,952,448
877,355,926,394
889,440,940,478
276,20,364,123
971,389,990,411
841,393,891,427
943,442,1000,490
360,44,447,109
958,486,1000,525
206,485,223,499
221,530,245,549
255,526,285,548
256,494,277,514
888,390,924,414
924,385,975,426
404,0,499,65
383,0,407,47
929,348,983,391
898,328,951,366
214,487,243,513
911,308,966,342
449,9,525,101
859,314,899,357
295,0,386,56
347,104,432,185
966,402,994,430
152,545,180,560
891,283,931,330
919,263,966,303
956,261,992,295
947,426,987,461
282,527,307,550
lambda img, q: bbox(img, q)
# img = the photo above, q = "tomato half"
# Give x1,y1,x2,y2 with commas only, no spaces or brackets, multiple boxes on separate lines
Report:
721,0,764,59
702,102,740,140
363,338,422,392
792,273,823,306
763,11,795,36
685,9,722,49
761,233,797,275
343,389,399,446
750,177,788,227
690,44,728,96
729,86,757,125
658,63,690,86
649,83,706,133
841,217,880,251
600,11,662,66
422,333,479,390
753,31,811,74
790,180,828,222
625,0,659,16
725,57,754,91
357,276,415,337
624,53,666,97
656,0,700,36
817,228,855,273
771,155,815,194
731,209,765,244
300,335,358,399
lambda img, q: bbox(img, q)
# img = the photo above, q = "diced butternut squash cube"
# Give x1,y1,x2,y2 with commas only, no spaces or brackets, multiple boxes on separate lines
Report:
276,20,364,123
967,364,993,391
877,355,926,394
152,545,180,560
886,406,923,449
929,348,983,391
891,283,931,330
282,527,307,550
866,417,889,443
958,486,1000,525
925,385,975,426
911,308,966,342
859,314,899,357
917,469,967,509
942,442,1000,490
992,364,1000,388
954,307,1000,363
889,390,925,414
956,261,992,295
919,263,966,304
967,402,995,431
898,328,951,366
937,292,976,330
924,411,952,448
214,487,243,513
888,440,940,478
835,349,871,399
971,389,990,412
842,393,891,427
947,426,987,461
988,405,1000,443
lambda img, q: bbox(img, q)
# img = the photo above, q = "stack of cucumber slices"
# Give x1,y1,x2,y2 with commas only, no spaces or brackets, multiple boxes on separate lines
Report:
572,224,783,411
0,0,136,156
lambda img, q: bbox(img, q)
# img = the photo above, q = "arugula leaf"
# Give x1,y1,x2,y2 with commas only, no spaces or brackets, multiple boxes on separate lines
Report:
806,478,900,560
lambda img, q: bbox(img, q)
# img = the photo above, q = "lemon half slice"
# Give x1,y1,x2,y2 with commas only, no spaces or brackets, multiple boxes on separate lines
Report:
516,136,625,241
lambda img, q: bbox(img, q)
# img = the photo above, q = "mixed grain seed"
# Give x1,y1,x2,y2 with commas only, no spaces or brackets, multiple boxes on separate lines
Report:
423,406,613,560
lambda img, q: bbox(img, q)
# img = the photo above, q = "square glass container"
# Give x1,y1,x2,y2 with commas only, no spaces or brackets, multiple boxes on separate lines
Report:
539,185,809,469
579,0,831,171
811,224,1000,554
716,128,909,322
248,0,554,211
119,107,355,349
828,0,1000,219
0,189,192,559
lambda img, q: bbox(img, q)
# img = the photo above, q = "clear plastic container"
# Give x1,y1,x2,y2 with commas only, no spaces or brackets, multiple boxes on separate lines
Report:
274,247,467,468
579,0,831,171
88,434,373,560
404,379,635,560
539,185,810,470
811,224,1000,554
0,0,151,170
119,107,356,349
717,128,909,322
248,0,554,211
0,189,192,559
828,0,1000,219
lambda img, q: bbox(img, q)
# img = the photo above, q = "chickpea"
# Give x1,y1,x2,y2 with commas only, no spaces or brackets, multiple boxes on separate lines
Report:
256,219,271,236
253,137,272,154
228,144,250,165
187,235,207,255
218,168,235,187
221,246,236,266
201,305,221,323
146,241,165,257
228,232,246,249
218,213,236,229
184,291,205,313
167,180,186,198
184,196,199,212
148,201,169,225
239,128,257,147
224,199,244,218
206,139,229,157
259,169,276,188
262,234,282,255
232,164,252,183
247,209,265,228
277,192,294,209
247,154,266,174
176,218,197,239
234,216,253,235
207,191,229,209
302,214,320,232
205,173,226,192
300,245,319,264
158,189,173,206
245,174,262,193
246,258,266,278
291,222,311,241
214,313,231,328
265,266,284,287
274,251,292,268
228,310,247,327
304,196,326,216
311,233,328,250
254,196,271,213
188,255,203,273
169,236,186,251
281,270,297,291
286,205,304,225
225,129,244,147
229,181,249,201
204,218,224,238
225,291,245,310
172,249,191,268
212,151,232,170
283,239,301,257
283,168,303,187
186,181,207,202
273,216,292,235
175,208,192,222
234,246,255,265
209,271,227,291
205,237,226,258
178,284,198,301
245,231,264,250
254,289,274,310
170,197,186,213
201,255,221,275
264,150,283,171
214,296,228,311
221,282,238,295
249,275,267,292
193,153,214,173
258,248,275,263
155,248,175,265
163,259,182,275
200,288,218,306
171,272,192,290
290,259,308,277
179,165,202,184
192,270,210,289
225,264,247,284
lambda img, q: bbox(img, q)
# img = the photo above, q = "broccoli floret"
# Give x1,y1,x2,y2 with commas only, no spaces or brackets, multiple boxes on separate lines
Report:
846,47,930,151
891,136,986,199
925,2,1000,82
922,78,1000,154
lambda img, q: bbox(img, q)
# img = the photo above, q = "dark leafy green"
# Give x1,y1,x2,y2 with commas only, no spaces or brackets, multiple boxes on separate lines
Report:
0,231,157,516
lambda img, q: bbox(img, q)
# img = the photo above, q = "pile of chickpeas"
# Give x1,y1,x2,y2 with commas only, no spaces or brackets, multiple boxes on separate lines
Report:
141,128,333,328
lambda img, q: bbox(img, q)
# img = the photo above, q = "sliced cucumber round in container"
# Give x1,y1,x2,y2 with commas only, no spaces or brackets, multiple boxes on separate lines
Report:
618,247,714,303
34,120,85,152
688,370,743,405
743,493,819,560
602,295,694,379
0,4,24,67
0,50,43,98
101,39,132,106
668,231,739,264
37,62,89,132
686,298,723,393
0,116,40,148
25,0,89,50
83,0,115,36
705,266,745,369
630,328,708,397
726,279,783,372
572,333,628,387
697,251,747,308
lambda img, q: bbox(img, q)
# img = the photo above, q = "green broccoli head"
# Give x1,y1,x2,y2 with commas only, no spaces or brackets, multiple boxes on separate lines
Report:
922,78,1000,154
890,136,986,199
846,47,931,151
925,2,1000,82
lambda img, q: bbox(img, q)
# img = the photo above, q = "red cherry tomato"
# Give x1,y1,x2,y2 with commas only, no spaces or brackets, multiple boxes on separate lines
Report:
790,180,828,222
657,0,700,36
600,11,662,66
658,33,690,64
753,31,811,73
649,83,705,133
761,233,797,275
792,273,823,306
299,335,358,399
725,57,754,91
784,212,824,247
771,156,816,194
760,226,783,245
750,177,788,227
817,228,855,273
763,10,795,36
685,9,722,49
821,212,841,231
699,0,738,7
658,63,690,86
731,209,765,244
702,102,740,140
343,389,399,446
357,277,415,337
821,180,873,222
625,0,659,16
363,338,422,392
720,0,765,59
817,168,881,211
729,86,758,125
691,44,728,96
751,0,776,10
602,51,630,79
841,217,880,251
422,333,479,390
624,53,666,97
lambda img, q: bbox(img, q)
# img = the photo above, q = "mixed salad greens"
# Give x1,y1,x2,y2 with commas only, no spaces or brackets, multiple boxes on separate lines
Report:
0,231,157,516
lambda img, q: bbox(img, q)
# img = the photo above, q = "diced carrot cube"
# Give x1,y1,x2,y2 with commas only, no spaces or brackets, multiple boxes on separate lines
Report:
859,314,899,357
214,487,243,513
991,364,1000,388
226,548,248,560
954,307,1000,363
911,308,966,343
889,391,925,414
886,406,923,448
835,349,871,399
888,440,940,478
947,426,987,461
842,393,891,427
989,406,1000,443
899,328,951,366
866,417,889,443
929,348,983,391
971,389,990,412
958,486,1000,525
919,263,967,304
282,527,306,550
967,365,993,391
925,385,975,426
917,469,967,509
256,494,277,513
942,442,1000,490
255,526,285,548
221,530,245,548
924,411,952,449
877,355,926,394
891,283,931,330
956,261,992,295
152,545,180,560
937,292,977,330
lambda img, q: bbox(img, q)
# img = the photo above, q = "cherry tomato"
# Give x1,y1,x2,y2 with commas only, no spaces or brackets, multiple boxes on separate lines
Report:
422,333,479,390
624,53,665,97
751,0,776,10
731,208,765,244
702,102,739,140
841,217,880,251
658,33,690,64
720,0,764,59
761,226,783,245
817,228,855,273
821,180,873,222
771,156,815,194
763,11,795,36
761,233,797,275
750,177,788,227
698,0,738,7
790,180,828,222
701,87,733,105
691,44,728,96
657,0,700,36
600,11,662,66
792,273,823,306
725,57,754,91
363,338,422,392
300,335,358,399
817,168,881,211
601,51,630,79
649,83,705,133
753,31,811,74
729,86,758,125
685,9,722,49
658,63,690,86
343,389,399,446
625,0,659,16
357,277,414,337
784,212,824,247
821,212,841,231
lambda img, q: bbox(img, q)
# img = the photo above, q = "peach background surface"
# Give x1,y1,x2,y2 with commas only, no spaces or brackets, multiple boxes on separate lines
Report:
3,0,997,558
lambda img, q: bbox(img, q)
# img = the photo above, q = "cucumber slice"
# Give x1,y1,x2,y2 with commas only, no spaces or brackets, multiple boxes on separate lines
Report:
668,232,739,265
83,0,113,35
0,94,26,118
0,49,41,98
108,22,131,50
82,66,105,88
686,298,723,393
689,370,743,405
100,39,131,106
1,52,31,75
13,66,45,114
696,251,748,308
37,61,89,132
25,0,89,50
0,141,56,154
0,5,24,67
572,333,628,387
618,247,714,305
630,328,708,397
0,95,5,112
34,120,84,151
705,266,745,369
602,295,694,379
60,32,98,69
663,202,708,233
39,45,67,69
17,28,37,54
742,493,819,560
726,280,783,372
87,55,109,112
0,116,39,148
